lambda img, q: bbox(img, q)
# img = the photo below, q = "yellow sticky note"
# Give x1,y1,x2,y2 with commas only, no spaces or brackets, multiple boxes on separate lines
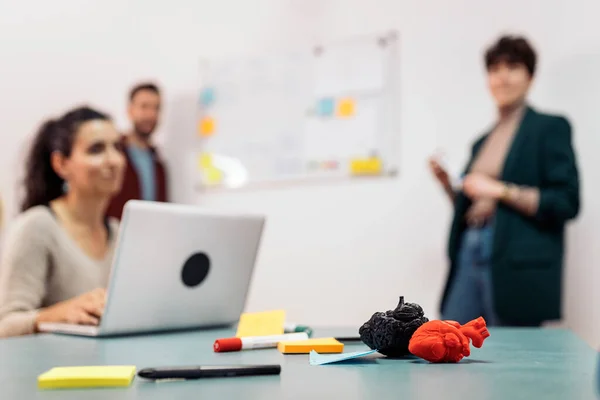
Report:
205,166,223,184
199,117,215,137
278,338,343,354
236,310,286,337
337,98,355,117
197,153,222,185
198,153,213,170
350,157,383,176
38,366,136,389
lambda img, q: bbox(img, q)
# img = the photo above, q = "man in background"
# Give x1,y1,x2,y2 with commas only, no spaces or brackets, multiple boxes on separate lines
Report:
106,82,168,220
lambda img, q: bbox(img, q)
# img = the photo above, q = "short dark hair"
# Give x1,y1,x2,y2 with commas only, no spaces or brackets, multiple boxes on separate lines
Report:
485,35,537,76
129,82,160,102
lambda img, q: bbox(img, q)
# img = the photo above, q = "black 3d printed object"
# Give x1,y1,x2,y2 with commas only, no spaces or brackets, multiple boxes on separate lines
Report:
359,296,429,357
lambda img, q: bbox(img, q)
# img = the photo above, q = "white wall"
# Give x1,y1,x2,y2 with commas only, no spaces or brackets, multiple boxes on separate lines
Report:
0,0,598,346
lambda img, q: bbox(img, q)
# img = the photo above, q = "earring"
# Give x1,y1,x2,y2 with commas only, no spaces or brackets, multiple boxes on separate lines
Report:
62,181,69,193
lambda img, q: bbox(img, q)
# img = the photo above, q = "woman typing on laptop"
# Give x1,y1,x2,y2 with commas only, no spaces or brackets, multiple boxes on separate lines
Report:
0,106,126,337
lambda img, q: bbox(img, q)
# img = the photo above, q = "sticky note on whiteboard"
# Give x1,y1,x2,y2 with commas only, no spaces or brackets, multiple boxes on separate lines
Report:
197,153,223,185
205,167,223,184
317,98,335,116
236,310,286,337
198,153,213,169
337,98,355,117
198,117,216,137
350,157,383,176
200,87,215,106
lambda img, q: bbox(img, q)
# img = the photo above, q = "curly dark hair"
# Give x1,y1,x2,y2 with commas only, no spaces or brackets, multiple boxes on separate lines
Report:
21,106,111,212
485,35,537,76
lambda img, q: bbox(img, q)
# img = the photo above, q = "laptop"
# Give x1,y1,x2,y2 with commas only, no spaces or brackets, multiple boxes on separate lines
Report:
38,200,265,337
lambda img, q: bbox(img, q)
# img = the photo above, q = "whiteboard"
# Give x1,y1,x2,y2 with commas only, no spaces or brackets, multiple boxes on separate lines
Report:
195,31,399,190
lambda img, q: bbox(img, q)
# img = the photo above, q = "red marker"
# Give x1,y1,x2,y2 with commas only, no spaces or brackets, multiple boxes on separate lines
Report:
214,332,309,352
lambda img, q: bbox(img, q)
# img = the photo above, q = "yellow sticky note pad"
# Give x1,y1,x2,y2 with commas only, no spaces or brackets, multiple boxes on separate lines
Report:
278,338,343,354
236,310,286,337
38,366,136,389
198,117,215,137
337,98,355,117
350,157,383,176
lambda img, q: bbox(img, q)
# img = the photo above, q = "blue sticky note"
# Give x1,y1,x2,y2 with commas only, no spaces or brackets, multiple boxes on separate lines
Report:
200,87,215,106
317,98,334,116
309,349,378,366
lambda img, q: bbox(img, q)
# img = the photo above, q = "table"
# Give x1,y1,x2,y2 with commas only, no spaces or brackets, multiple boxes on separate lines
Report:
0,327,597,399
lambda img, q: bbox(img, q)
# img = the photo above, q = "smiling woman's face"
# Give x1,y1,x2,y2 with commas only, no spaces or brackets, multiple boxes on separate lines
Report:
53,119,126,197
487,60,532,109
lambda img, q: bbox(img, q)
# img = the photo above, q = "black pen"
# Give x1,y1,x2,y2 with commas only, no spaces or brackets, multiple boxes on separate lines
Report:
335,337,363,342
137,364,281,380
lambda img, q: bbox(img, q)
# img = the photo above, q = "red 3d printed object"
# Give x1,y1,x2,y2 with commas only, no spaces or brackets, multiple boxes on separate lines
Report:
408,317,490,363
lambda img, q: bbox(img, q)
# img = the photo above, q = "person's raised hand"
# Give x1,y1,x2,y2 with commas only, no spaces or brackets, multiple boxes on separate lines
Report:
428,156,451,188
35,288,106,330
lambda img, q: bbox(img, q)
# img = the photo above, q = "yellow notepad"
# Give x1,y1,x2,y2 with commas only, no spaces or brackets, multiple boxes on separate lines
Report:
236,309,286,337
278,337,344,354
38,366,136,389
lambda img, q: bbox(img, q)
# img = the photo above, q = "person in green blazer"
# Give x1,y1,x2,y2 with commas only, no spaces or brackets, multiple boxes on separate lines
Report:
430,35,580,326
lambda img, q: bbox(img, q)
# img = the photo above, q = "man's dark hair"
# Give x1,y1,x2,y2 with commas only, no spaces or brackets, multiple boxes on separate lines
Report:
485,35,537,76
129,82,160,102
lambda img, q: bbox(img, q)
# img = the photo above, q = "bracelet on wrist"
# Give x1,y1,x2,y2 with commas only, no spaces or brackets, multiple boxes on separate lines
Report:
500,183,519,202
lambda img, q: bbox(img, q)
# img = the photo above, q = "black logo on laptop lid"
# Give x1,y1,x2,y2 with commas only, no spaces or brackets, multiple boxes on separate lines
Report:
181,253,211,288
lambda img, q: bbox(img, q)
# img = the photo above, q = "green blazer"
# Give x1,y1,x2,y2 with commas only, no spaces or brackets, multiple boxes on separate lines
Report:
442,106,580,324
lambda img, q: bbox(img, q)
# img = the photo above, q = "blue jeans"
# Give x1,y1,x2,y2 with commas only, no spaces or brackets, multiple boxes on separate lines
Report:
442,223,500,326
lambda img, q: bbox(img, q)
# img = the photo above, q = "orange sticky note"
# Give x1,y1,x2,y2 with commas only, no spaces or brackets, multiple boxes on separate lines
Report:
199,117,215,137
278,338,344,354
337,98,355,117
235,310,286,337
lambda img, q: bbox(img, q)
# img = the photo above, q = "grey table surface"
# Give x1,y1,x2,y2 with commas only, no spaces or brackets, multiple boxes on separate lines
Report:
0,327,598,399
